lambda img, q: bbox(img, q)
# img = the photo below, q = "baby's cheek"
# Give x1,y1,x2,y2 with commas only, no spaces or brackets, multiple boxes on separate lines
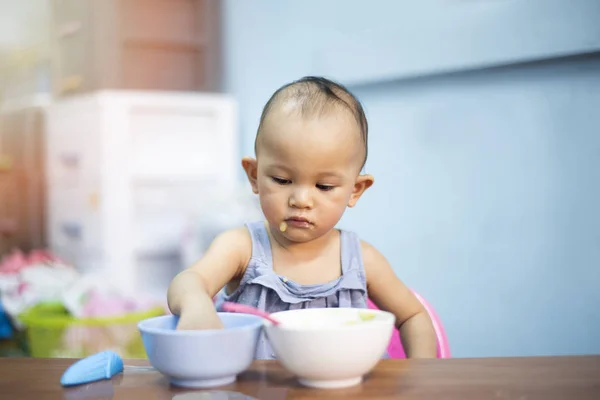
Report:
259,193,282,219
328,192,351,210
324,200,349,223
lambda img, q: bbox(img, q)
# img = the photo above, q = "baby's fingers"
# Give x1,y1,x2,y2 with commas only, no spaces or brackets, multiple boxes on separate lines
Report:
176,312,223,331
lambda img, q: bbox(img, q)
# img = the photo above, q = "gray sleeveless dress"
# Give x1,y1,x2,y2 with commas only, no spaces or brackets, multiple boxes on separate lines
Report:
214,221,370,360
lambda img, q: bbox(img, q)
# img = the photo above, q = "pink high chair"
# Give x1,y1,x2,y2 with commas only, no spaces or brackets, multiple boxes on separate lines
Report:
367,290,451,358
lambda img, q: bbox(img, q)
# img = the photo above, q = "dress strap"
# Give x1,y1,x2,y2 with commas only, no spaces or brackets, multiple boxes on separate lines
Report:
245,221,273,268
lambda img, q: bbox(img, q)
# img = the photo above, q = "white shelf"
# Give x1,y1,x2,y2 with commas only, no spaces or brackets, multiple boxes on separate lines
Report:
44,90,238,296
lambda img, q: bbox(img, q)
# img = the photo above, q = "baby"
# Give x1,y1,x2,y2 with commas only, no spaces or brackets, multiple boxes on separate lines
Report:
167,76,437,359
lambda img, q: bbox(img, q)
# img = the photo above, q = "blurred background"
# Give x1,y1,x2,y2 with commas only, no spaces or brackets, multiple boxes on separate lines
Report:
0,0,598,360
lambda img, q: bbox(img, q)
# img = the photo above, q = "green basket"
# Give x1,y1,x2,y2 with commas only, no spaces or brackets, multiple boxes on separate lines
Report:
19,302,165,359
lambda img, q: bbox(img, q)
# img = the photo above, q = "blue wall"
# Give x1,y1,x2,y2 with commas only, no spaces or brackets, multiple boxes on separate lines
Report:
221,0,600,357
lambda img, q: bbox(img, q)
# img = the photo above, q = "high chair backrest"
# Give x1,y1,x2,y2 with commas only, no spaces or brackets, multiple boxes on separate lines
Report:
367,290,451,358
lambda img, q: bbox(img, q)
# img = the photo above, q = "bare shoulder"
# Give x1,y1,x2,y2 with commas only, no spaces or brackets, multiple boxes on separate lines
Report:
212,226,252,265
212,226,252,253
360,239,393,276
188,225,253,283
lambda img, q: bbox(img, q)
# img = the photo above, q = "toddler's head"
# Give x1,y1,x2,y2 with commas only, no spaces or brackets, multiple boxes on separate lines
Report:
242,76,374,243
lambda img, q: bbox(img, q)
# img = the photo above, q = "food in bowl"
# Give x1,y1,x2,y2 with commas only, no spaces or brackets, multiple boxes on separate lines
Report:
263,307,395,389
289,309,379,329
138,313,263,388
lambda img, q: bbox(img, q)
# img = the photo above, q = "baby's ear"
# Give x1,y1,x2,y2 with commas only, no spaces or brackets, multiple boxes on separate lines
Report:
348,174,374,207
241,157,259,194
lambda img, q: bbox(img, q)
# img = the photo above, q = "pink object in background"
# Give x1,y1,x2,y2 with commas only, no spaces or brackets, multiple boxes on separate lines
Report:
367,290,451,359
0,249,66,274
81,290,138,318
80,290,162,318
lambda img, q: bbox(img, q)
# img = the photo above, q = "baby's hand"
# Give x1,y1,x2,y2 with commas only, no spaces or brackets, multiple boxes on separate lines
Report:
176,306,224,331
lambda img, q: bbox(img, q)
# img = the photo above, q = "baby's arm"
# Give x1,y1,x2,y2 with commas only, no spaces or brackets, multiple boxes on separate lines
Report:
362,241,437,358
167,227,251,330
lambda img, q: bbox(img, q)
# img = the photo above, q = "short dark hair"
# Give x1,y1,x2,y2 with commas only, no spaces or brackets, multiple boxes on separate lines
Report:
255,76,368,167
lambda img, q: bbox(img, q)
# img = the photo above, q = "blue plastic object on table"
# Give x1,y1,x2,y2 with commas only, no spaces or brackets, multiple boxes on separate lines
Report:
60,350,124,387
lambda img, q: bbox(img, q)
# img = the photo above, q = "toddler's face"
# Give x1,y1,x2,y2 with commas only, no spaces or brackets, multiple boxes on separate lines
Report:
245,107,372,243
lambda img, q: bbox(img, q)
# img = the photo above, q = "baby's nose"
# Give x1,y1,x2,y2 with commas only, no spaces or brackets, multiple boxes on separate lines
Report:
289,188,313,209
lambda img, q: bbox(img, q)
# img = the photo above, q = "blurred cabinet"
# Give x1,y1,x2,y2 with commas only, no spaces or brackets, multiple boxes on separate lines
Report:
49,0,221,96
44,91,237,296
0,96,52,256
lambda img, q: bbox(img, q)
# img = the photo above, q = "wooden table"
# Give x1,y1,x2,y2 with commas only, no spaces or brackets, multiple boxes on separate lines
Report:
0,356,598,399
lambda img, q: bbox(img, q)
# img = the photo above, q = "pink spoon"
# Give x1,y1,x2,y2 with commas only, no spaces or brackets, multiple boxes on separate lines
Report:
221,302,281,326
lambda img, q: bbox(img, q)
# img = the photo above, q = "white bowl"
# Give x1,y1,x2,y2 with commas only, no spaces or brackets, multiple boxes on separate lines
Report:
264,307,395,389
138,313,263,388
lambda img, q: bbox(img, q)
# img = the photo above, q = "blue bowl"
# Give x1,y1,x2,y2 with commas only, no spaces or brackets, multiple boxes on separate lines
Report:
138,313,263,388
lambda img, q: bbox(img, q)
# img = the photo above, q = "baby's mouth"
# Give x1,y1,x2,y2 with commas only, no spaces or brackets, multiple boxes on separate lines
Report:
281,217,313,230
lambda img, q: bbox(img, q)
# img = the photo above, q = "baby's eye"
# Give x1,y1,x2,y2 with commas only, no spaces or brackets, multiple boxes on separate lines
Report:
316,184,335,191
271,177,291,185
